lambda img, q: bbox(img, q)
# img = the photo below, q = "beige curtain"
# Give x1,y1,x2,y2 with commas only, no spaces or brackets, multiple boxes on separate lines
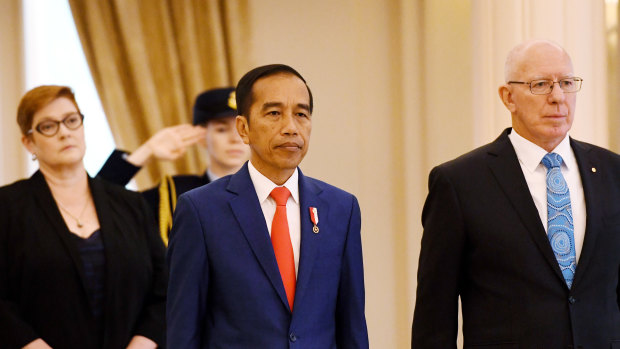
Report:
613,2,620,152
0,0,26,186
68,0,250,188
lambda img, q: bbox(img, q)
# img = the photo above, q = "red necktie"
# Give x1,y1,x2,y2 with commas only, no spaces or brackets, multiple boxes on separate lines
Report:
270,187,296,310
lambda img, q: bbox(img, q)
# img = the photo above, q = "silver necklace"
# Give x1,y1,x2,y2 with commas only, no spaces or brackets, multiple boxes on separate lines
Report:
57,199,89,228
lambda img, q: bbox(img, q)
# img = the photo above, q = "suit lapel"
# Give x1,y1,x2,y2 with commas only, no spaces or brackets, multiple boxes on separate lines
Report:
486,130,566,285
293,171,326,310
569,139,601,288
29,171,91,293
228,164,291,311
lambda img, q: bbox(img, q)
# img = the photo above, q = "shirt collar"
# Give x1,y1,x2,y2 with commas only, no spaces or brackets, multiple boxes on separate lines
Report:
206,169,219,182
550,133,574,170
248,160,299,204
508,129,573,172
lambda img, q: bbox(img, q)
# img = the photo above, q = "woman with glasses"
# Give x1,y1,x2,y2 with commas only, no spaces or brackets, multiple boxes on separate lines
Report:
0,85,166,349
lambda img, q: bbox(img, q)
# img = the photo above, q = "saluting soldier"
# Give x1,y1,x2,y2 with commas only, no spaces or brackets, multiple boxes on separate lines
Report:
98,87,250,244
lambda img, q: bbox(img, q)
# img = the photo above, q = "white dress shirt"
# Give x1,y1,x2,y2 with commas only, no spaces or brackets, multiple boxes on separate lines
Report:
205,169,218,182
508,129,586,261
248,161,301,276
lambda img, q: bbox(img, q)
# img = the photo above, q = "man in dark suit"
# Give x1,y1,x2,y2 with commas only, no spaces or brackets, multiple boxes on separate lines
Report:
411,40,620,348
166,64,368,348
97,88,250,243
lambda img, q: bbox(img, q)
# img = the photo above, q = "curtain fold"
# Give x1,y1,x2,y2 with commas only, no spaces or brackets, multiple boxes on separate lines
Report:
0,0,26,185
614,2,620,152
68,0,249,188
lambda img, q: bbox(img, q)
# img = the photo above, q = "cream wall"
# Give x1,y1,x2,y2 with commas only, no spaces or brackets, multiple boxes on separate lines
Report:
472,0,608,148
243,0,473,347
0,0,614,347
242,2,410,346
243,0,611,347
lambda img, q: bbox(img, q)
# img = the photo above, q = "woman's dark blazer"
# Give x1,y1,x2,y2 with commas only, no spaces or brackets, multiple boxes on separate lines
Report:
0,171,167,349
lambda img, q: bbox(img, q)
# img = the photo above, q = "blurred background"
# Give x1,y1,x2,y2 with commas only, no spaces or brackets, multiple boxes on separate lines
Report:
1,0,618,347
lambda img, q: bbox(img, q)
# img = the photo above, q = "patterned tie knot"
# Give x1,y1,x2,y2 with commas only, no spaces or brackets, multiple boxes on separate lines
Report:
270,187,290,206
542,153,564,170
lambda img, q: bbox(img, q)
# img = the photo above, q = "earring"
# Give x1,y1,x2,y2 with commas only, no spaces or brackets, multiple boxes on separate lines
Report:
31,153,37,161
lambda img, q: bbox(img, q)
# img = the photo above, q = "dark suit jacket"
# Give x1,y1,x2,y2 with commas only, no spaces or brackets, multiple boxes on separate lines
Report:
166,163,368,348
411,129,620,349
0,171,167,349
96,149,211,216
97,149,143,188
97,149,210,240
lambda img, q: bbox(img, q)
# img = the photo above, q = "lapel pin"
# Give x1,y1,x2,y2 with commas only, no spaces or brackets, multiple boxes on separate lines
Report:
309,207,319,234
591,167,596,173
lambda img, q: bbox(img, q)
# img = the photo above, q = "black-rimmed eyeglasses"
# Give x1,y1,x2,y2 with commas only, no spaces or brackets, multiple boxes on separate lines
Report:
27,113,84,137
507,77,583,95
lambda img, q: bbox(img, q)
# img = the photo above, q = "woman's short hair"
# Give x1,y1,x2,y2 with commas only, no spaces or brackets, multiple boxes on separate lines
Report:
17,85,80,136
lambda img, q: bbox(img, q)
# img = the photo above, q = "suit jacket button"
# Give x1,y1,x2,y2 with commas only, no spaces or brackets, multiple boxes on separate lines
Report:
568,296,576,304
289,333,297,342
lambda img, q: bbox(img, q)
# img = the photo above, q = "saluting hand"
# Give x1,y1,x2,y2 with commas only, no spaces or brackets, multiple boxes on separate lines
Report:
126,124,207,166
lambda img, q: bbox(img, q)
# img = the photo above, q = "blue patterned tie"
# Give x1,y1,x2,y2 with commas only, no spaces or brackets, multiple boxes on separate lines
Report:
542,153,576,288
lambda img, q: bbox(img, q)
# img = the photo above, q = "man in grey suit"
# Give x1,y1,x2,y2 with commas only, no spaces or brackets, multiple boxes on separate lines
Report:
412,40,620,348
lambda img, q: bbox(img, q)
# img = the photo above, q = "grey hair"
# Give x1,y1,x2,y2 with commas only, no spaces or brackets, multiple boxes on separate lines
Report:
503,39,571,82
